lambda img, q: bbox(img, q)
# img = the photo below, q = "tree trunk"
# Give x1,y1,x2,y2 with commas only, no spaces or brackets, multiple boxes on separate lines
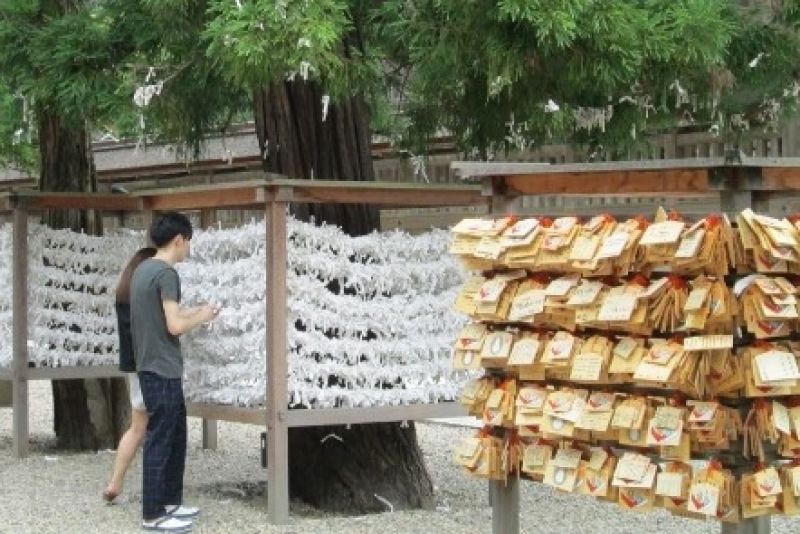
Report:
253,80,434,513
254,80,380,234
37,107,129,450
288,422,433,513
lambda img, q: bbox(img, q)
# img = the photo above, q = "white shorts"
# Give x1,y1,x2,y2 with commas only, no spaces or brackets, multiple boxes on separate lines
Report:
128,373,146,411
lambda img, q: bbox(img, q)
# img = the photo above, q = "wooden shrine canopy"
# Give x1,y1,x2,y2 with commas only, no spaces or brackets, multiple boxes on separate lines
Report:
452,156,800,199
2,158,799,529
0,176,484,212
1,156,800,212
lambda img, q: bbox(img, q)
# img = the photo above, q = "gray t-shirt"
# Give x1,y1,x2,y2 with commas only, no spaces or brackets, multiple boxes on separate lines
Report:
130,258,183,378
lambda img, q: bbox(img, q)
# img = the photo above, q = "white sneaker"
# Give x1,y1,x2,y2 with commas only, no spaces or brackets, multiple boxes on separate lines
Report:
164,505,200,519
142,515,192,532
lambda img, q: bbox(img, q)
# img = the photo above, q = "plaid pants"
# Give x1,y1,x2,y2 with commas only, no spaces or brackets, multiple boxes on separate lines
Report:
138,371,187,520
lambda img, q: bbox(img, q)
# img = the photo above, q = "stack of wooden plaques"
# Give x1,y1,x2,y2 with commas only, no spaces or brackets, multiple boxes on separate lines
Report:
451,209,800,522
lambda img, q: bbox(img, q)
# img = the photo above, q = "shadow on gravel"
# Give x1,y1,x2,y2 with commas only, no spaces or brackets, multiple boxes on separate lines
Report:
0,434,59,454
193,479,356,519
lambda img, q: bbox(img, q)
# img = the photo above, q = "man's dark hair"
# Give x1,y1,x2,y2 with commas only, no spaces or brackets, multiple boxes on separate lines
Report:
150,212,193,248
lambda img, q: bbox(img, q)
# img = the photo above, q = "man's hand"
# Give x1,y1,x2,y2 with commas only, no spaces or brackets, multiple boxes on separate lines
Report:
197,304,219,323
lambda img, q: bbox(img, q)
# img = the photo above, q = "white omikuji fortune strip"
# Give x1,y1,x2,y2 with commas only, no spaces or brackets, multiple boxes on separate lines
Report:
0,219,470,408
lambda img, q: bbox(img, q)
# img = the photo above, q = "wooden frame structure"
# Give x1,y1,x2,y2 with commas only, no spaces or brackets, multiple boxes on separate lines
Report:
4,157,796,530
453,157,794,534
0,177,482,525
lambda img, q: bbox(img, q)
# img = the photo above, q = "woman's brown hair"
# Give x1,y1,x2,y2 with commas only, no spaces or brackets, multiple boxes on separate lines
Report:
115,247,157,303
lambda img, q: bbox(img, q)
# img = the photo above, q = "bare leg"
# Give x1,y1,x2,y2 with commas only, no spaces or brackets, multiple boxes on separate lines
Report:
104,408,148,501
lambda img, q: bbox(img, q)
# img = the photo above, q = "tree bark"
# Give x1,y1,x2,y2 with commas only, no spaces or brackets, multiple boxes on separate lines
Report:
37,107,129,450
254,80,379,234
253,80,434,513
288,422,433,513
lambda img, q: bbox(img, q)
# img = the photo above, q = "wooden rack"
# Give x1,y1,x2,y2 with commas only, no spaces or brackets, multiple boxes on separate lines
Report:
5,157,798,530
0,177,483,525
455,157,800,534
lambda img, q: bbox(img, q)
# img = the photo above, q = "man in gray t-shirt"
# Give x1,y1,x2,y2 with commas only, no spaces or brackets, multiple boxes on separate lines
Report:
131,259,183,378
131,212,218,532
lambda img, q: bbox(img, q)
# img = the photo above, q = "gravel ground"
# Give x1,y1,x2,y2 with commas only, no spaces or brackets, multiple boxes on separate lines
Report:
1,382,798,533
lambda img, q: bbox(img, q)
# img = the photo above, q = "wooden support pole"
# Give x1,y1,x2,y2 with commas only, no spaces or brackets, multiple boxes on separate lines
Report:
201,419,218,451
719,189,753,217
198,207,217,448
199,208,219,451
199,207,216,230
199,209,215,229
266,201,289,525
718,178,770,534
141,209,153,246
483,177,521,534
721,516,770,534
490,477,520,534
12,207,29,459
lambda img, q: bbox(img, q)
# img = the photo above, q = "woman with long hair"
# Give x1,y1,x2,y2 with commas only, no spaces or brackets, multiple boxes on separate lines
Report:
103,246,157,503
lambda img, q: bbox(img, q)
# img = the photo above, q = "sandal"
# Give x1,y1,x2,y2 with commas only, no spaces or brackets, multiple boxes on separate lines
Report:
102,488,120,505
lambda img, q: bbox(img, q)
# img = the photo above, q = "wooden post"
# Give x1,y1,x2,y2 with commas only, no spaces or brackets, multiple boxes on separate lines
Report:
266,201,289,525
718,176,770,534
483,177,521,534
12,207,29,459
199,208,218,451
141,209,153,246
201,419,218,451
721,516,770,534
490,477,520,534
200,207,216,229
719,190,753,218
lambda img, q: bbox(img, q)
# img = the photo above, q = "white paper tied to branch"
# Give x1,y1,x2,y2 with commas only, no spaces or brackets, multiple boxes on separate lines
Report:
321,95,330,122
0,219,470,410
783,81,800,100
299,61,313,81
275,0,287,19
11,93,34,145
749,52,765,69
544,99,560,113
410,154,428,182
505,114,532,152
133,68,164,108
670,79,689,108
574,106,612,132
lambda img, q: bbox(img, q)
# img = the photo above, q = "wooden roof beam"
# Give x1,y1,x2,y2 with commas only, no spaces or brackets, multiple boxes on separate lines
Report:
497,168,711,196
3,191,143,212
137,182,267,211
270,181,484,207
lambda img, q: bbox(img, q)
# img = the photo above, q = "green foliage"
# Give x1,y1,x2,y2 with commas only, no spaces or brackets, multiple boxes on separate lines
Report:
0,1,129,128
204,0,349,92
717,9,800,114
497,0,595,50
376,0,746,155
110,1,252,154
0,0,253,164
2,0,800,170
